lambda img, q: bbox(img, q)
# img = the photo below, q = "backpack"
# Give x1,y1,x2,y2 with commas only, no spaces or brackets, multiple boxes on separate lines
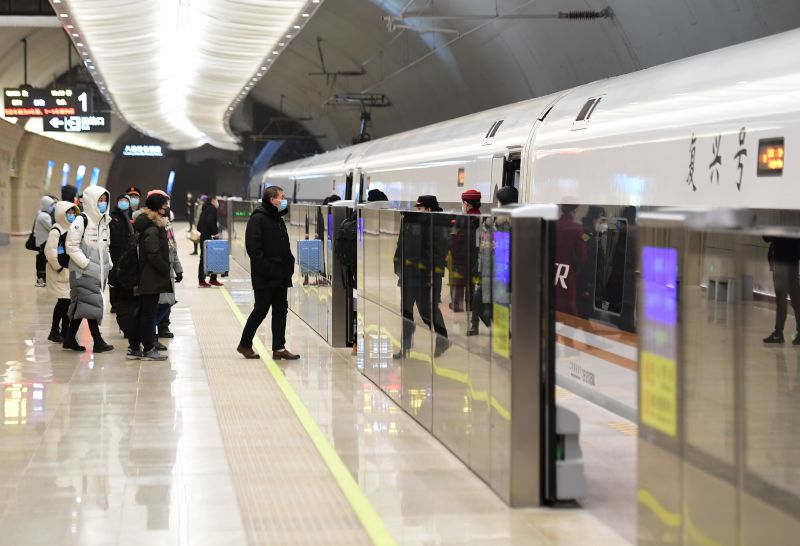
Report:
335,216,358,269
52,227,70,268
116,232,140,289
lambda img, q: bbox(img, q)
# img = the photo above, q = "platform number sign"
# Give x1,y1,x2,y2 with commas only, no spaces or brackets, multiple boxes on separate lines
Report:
3,87,92,117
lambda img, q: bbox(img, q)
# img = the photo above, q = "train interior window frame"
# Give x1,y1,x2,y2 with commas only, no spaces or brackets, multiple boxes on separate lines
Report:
593,215,628,316
572,96,603,131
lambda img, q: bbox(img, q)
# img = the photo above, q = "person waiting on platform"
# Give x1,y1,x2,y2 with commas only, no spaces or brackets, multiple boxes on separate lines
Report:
237,185,300,361
496,186,518,206
197,195,223,287
127,192,172,361
763,236,800,345
44,201,80,343
33,195,55,287
63,186,114,353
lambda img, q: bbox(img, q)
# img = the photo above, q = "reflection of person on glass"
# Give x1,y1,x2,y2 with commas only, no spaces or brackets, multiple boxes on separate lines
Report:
577,206,605,319
393,195,450,359
555,204,588,315
763,236,800,345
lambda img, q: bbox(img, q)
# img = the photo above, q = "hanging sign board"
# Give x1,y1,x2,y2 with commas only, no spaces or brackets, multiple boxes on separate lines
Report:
3,87,92,117
43,113,111,133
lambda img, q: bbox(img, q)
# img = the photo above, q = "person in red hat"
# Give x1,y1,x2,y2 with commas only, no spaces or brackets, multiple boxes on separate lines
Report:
450,189,482,312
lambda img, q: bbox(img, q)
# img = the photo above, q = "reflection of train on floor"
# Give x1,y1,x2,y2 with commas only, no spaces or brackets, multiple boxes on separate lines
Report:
251,29,800,417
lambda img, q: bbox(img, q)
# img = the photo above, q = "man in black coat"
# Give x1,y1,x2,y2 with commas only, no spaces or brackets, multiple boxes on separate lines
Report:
236,186,300,360
108,194,136,333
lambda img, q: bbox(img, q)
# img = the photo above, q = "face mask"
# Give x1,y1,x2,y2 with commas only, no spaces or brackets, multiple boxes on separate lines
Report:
66,213,76,223
49,205,55,214
213,202,220,209
118,200,130,211
160,207,170,217
597,222,608,234
278,199,288,211
129,197,140,208
98,201,108,214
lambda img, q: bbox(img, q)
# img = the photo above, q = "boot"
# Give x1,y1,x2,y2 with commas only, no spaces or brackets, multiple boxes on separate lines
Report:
47,331,63,343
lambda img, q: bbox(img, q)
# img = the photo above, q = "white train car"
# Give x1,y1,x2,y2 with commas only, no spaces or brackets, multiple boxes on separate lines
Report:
253,28,800,421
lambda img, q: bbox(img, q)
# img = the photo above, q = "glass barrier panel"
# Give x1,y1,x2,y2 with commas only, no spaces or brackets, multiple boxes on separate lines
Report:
379,209,402,315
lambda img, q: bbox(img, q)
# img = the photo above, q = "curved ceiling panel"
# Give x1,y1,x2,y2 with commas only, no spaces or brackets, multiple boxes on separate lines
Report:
60,0,316,150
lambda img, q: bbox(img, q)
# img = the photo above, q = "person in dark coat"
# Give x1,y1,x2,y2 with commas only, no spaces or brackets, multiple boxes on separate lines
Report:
237,185,300,361
763,236,800,344
197,196,222,287
108,195,133,315
555,204,588,316
127,193,171,361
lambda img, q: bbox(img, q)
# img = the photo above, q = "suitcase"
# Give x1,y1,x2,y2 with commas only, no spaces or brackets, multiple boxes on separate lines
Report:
297,239,323,274
203,239,229,275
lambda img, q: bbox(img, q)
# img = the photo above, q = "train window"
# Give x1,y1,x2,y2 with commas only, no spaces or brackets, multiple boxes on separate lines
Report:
538,105,554,122
575,99,597,122
594,217,628,315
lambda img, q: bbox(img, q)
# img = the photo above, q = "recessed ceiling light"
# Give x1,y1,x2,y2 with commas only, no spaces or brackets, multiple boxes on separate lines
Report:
59,13,68,18
260,66,267,69
286,34,292,38
72,33,79,37
278,42,284,46
77,43,84,47
272,51,278,55
302,13,309,17
293,24,300,28
66,24,73,29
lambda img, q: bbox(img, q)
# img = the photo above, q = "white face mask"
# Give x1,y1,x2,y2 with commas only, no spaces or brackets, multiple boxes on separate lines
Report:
597,222,608,234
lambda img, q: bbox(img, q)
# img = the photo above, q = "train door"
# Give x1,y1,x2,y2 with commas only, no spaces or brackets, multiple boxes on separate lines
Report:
355,172,365,203
345,172,353,200
491,150,522,205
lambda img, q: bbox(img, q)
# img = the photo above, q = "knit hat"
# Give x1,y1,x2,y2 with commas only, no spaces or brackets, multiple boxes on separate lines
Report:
125,186,142,197
367,189,388,202
145,192,169,211
199,194,209,202
461,189,481,201
496,186,518,205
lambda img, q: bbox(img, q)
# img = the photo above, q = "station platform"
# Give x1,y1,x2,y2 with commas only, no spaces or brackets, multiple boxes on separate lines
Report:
0,224,634,545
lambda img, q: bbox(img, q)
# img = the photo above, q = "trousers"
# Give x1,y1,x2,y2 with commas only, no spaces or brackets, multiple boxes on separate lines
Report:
129,293,159,352
239,287,288,351
51,298,70,336
198,241,217,282
773,261,800,333
36,243,46,280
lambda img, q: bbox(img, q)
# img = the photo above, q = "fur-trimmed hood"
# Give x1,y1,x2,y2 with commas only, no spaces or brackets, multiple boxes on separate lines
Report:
133,207,169,233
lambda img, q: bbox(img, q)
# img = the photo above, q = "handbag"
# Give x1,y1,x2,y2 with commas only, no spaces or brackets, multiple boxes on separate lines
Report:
24,219,37,251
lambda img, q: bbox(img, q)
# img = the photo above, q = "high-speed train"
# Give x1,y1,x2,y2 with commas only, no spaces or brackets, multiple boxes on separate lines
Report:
252,28,800,418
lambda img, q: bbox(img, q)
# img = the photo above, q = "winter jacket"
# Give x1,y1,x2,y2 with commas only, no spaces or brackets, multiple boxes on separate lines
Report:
109,202,134,265
159,216,184,306
245,202,294,290
134,208,172,295
34,196,55,246
197,202,219,241
45,201,77,300
66,186,112,322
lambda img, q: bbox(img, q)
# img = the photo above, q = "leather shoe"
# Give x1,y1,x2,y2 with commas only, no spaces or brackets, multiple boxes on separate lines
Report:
273,349,300,360
237,344,260,359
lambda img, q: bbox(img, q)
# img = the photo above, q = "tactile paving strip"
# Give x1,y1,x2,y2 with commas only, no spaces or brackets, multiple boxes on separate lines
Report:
191,289,372,545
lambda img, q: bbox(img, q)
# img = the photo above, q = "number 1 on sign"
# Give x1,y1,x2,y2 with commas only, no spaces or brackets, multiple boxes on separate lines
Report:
78,92,88,113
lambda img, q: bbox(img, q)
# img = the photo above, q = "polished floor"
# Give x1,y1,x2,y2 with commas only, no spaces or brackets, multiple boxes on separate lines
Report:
0,227,634,545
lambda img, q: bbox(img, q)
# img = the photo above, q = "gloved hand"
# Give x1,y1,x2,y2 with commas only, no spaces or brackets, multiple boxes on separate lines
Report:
175,272,183,283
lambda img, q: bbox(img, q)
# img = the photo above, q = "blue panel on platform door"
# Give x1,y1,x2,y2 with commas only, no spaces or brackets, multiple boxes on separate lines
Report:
203,239,229,274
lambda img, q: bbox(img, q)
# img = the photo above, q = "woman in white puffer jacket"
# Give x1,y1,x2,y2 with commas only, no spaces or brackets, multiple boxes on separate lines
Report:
44,201,80,343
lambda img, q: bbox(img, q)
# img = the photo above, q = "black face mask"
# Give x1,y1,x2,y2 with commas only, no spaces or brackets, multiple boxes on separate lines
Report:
160,206,170,217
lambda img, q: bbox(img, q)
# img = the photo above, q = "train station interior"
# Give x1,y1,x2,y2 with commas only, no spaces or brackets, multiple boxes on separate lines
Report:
3,1,800,544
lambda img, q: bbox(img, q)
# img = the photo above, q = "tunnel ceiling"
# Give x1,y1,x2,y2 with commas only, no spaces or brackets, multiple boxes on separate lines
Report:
241,0,800,151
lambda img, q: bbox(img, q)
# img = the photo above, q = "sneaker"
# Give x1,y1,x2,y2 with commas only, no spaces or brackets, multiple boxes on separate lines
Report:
141,348,168,361
47,332,63,344
93,341,114,353
199,280,211,287
126,348,143,360
763,331,785,344
34,278,46,288
209,279,224,287
157,328,174,339
154,340,167,351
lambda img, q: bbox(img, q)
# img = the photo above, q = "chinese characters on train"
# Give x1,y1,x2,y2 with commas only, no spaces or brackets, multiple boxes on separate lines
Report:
687,128,748,192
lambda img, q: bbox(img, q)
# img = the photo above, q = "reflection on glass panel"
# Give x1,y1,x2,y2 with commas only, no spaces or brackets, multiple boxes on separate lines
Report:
683,231,736,465
379,210,402,314
743,233,800,501
363,209,380,304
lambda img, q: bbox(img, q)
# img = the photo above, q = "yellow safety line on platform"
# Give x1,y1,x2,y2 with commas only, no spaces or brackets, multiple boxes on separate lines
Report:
220,287,396,546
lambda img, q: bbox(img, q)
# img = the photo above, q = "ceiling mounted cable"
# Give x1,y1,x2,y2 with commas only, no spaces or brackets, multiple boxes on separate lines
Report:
59,0,314,150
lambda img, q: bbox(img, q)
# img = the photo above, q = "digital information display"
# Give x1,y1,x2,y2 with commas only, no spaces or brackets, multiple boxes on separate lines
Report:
757,138,784,176
43,113,110,133
640,246,678,438
122,144,164,157
4,87,92,117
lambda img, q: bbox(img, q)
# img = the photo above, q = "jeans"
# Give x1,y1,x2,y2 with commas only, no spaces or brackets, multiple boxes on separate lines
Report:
129,293,159,352
239,287,288,351
115,293,138,338
36,243,46,280
198,241,217,282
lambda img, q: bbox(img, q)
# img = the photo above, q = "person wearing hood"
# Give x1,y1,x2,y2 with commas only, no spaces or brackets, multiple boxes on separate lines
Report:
197,195,222,287
44,201,81,343
33,195,55,287
127,192,172,361
236,185,299,360
63,185,114,353
109,194,138,336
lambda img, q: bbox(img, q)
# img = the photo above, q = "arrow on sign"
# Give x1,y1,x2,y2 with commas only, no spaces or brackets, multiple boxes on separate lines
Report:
49,117,64,128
